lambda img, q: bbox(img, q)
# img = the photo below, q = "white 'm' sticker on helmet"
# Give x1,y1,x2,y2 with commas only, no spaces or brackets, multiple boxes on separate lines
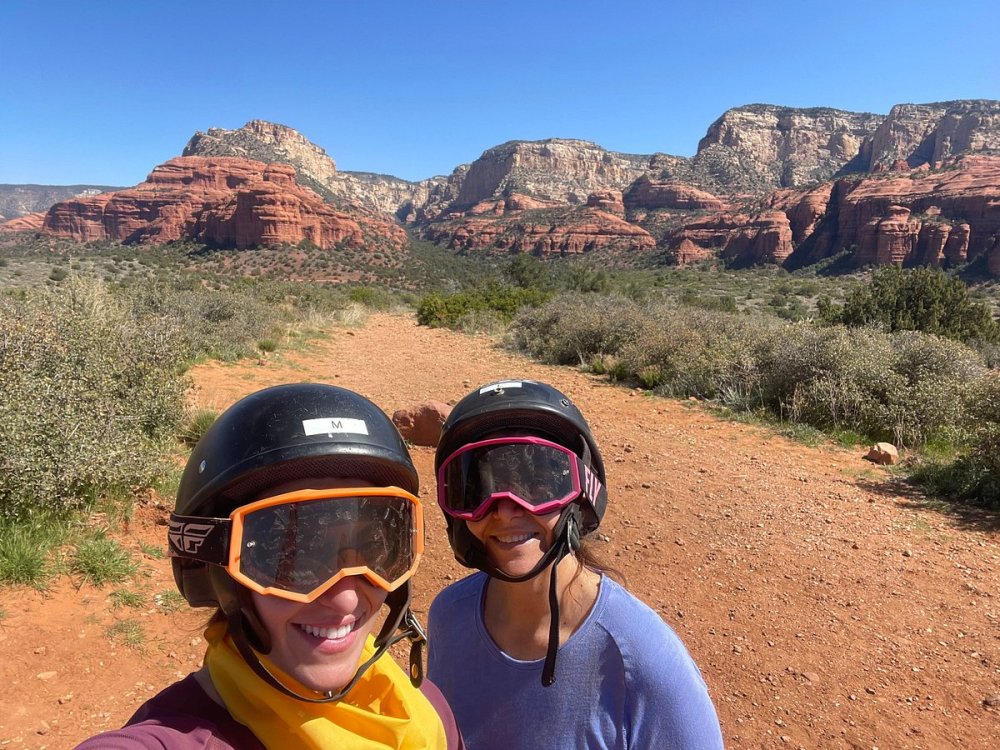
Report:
479,381,523,395
303,417,369,436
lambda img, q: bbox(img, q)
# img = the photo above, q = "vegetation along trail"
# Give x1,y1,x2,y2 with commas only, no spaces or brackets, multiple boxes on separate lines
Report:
1,312,997,749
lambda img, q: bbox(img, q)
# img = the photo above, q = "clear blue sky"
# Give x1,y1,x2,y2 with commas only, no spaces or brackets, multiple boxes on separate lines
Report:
2,0,998,186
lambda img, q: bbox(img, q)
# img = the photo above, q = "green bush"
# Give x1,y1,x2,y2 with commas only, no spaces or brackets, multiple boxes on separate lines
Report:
417,283,552,329
347,285,394,311
509,293,990,449
71,533,136,585
179,409,218,447
0,278,188,520
836,266,1000,344
507,294,646,366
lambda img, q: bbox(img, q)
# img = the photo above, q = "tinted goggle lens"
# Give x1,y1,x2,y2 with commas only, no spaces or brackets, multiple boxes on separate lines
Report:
168,487,423,603
234,491,419,598
437,438,581,520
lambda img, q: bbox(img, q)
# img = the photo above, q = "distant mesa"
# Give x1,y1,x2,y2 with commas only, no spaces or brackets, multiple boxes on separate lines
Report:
5,99,1000,276
35,156,406,251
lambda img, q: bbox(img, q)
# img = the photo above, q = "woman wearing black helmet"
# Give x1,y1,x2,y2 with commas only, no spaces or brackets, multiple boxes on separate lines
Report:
428,379,723,749
76,383,464,749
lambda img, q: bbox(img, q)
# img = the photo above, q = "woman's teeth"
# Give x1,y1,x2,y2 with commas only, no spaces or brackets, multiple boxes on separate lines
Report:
497,533,533,544
299,623,353,640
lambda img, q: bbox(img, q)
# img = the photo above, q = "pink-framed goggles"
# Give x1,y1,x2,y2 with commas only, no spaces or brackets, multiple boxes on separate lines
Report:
437,436,603,521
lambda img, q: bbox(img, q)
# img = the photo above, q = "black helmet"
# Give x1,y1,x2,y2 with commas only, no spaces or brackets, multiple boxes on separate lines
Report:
172,382,424,701
174,382,418,607
434,378,608,687
435,378,607,540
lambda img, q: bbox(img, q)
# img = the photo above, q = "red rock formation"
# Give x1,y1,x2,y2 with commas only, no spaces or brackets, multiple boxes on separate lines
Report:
827,155,1000,266
424,208,655,256
670,211,793,266
40,157,406,251
586,190,625,215
857,205,922,265
665,155,1000,274
0,212,47,232
624,176,725,211
673,237,714,264
988,239,1000,277
768,184,833,243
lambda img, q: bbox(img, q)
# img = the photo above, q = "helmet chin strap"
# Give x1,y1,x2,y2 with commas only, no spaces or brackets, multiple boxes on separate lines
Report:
467,505,583,687
225,582,425,704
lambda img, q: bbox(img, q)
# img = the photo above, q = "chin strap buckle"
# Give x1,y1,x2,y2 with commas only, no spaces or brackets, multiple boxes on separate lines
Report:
403,609,427,687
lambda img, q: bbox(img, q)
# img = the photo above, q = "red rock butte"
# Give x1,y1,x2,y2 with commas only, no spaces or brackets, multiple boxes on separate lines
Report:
39,157,406,251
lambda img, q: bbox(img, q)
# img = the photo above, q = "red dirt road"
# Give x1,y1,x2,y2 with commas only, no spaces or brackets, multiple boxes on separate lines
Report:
1,313,998,748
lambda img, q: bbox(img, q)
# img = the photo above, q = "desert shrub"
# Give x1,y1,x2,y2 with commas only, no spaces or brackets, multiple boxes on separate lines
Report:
123,281,277,362
678,290,738,314
347,285,394,311
836,266,1000,344
509,294,987,448
912,372,1000,508
417,283,551,329
508,294,646,366
0,277,188,520
179,409,218,447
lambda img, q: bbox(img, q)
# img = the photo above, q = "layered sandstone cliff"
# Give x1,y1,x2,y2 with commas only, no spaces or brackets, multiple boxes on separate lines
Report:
855,100,1000,172
451,139,651,208
423,202,655,257
39,157,406,251
182,120,449,218
685,105,883,193
665,155,1000,272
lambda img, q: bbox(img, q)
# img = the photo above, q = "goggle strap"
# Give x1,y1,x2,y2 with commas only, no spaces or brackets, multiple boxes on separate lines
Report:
167,513,231,566
542,553,561,687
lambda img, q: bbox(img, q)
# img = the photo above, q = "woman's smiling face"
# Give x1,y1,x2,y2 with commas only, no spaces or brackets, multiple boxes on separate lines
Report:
249,477,388,694
465,497,560,578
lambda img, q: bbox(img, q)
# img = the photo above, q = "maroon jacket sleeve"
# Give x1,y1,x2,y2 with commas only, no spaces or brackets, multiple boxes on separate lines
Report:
420,677,467,750
76,673,465,749
73,674,262,750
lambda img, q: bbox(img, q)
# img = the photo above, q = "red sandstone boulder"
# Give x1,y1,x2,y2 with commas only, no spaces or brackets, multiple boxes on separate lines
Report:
39,157,406,251
864,442,899,466
392,402,451,447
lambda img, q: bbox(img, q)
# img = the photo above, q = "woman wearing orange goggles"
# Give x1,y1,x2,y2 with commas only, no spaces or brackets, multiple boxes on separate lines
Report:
76,383,464,750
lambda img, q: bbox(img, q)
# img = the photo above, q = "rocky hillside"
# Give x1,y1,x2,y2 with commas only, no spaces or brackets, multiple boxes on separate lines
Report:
7,99,1000,275
0,184,119,221
451,138,651,207
35,156,406,251
685,105,884,193
665,155,1000,275
854,100,1000,171
183,120,450,219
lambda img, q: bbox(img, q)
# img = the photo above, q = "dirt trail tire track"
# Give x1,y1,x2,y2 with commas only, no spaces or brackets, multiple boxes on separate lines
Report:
1,312,997,749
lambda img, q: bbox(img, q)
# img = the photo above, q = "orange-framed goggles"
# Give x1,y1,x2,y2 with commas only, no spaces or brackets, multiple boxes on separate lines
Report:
168,487,424,603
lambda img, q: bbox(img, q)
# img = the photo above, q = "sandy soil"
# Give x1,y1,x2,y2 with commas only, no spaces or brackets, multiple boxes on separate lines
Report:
1,312,997,749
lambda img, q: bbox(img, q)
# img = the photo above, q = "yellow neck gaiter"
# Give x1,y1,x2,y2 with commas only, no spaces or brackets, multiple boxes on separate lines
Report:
203,621,446,750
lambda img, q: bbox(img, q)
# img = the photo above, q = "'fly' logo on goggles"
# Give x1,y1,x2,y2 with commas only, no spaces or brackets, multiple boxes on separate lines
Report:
437,436,604,521
168,520,214,555
168,487,424,603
